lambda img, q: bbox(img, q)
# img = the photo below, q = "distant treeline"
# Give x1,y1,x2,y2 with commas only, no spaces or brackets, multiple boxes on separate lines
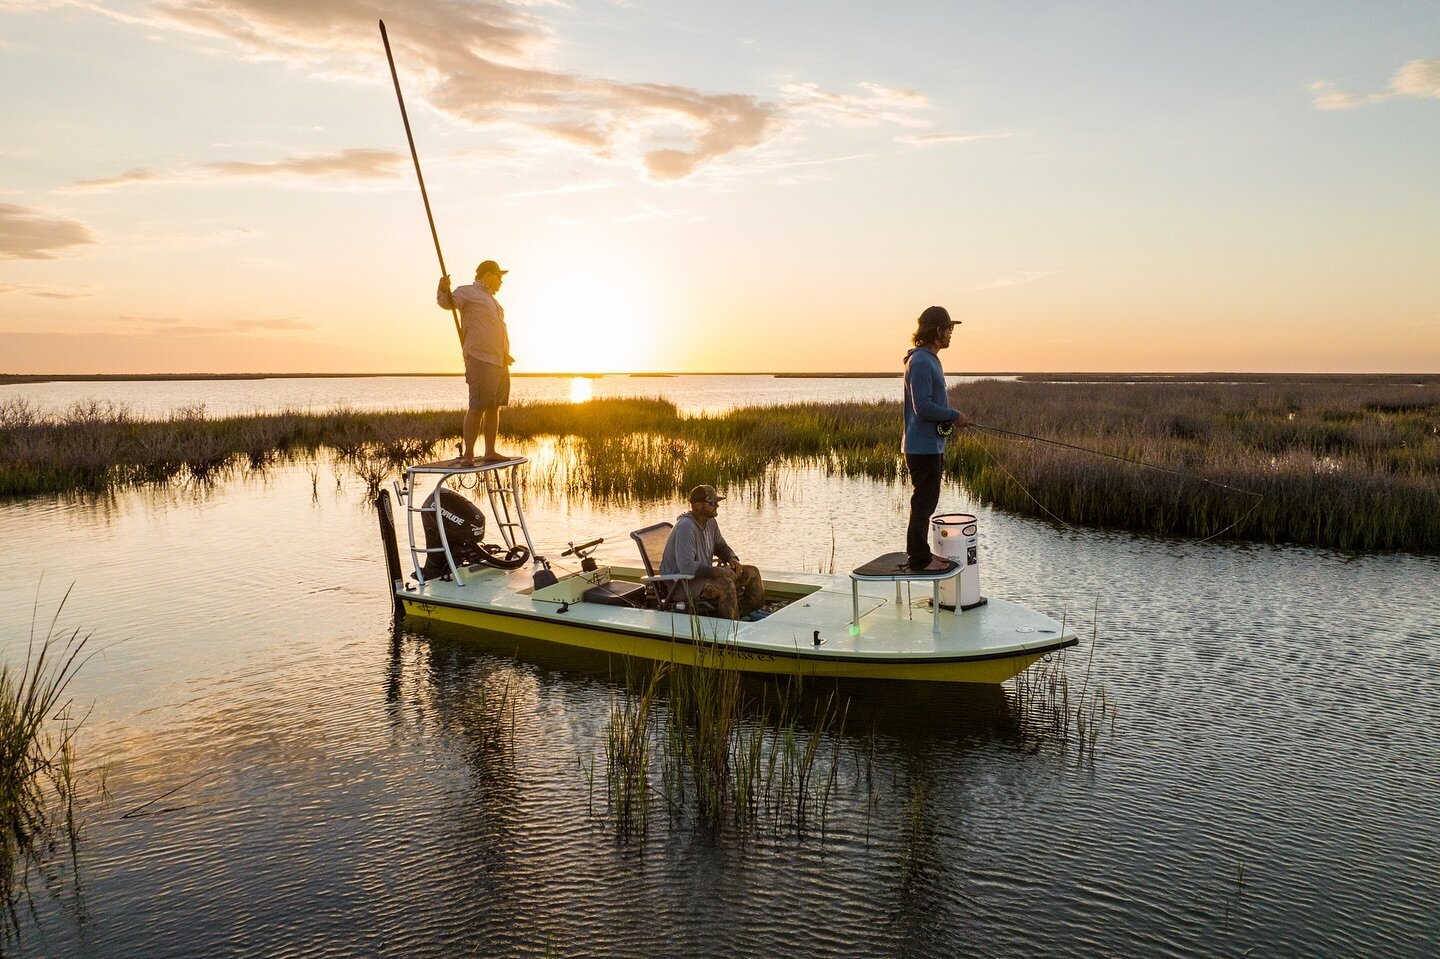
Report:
2,380,1436,552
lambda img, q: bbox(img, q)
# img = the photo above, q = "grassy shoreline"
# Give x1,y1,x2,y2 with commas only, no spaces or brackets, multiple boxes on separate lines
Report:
8,371,1436,385
2,381,1436,552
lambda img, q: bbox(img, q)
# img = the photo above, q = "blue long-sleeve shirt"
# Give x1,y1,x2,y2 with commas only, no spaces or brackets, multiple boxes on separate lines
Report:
902,347,958,454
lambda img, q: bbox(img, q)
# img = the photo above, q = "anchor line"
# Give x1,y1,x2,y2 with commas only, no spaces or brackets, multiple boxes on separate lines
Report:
965,422,1265,545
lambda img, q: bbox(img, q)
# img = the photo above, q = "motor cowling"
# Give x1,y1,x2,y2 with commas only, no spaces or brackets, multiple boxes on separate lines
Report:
422,487,488,577
421,487,529,578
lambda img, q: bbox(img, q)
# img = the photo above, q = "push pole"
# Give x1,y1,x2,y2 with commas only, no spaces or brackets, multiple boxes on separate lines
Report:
379,20,463,346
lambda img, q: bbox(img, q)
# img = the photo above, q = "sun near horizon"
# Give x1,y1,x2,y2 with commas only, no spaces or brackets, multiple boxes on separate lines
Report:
2,4,1437,377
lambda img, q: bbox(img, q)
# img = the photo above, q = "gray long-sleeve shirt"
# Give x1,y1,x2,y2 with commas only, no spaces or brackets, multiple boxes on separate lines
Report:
659,512,738,578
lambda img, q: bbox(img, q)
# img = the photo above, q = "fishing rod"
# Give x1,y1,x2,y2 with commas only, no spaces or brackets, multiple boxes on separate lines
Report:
966,422,1263,500
950,421,1264,545
379,19,463,346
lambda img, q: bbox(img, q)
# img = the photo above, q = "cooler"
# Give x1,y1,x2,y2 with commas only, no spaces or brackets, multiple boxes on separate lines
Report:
931,513,983,610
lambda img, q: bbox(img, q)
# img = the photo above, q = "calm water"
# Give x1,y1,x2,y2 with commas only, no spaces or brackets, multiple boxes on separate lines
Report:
0,373,997,419
0,382,1437,957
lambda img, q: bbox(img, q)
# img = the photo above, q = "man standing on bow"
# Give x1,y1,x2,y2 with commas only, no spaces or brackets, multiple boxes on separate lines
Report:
438,259,514,465
660,485,766,620
902,305,970,571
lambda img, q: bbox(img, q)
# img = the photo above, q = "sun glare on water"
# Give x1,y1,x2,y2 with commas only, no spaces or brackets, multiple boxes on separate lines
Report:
569,376,594,403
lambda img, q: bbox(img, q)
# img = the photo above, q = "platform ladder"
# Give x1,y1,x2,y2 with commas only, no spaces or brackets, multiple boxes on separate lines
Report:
480,464,537,559
395,459,538,587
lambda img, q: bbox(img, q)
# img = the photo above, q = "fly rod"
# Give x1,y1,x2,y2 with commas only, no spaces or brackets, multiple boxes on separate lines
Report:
969,422,1262,499
379,19,462,346
963,421,1264,544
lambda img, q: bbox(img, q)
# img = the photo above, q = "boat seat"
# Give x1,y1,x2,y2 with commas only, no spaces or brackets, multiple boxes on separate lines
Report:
583,581,647,607
629,521,698,611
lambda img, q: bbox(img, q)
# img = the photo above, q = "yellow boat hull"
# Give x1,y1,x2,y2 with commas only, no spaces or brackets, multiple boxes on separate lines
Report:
401,595,1064,684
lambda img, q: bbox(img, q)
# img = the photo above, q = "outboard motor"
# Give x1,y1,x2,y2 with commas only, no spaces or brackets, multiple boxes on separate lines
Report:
421,486,528,578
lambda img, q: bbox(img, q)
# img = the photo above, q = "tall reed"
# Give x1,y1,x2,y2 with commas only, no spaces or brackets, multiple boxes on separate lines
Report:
599,637,848,839
1008,612,1116,756
0,588,106,936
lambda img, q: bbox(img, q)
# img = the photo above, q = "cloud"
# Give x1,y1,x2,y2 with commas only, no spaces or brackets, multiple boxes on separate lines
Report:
116,314,311,336
69,149,407,192
615,202,690,223
780,80,930,128
0,204,97,259
502,181,619,201
207,148,405,179
1389,58,1440,98
0,282,95,299
130,0,781,181
896,132,1014,147
966,271,1055,291
102,1,934,182
1310,57,1440,110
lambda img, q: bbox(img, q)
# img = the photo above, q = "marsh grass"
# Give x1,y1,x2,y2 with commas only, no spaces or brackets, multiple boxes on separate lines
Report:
604,663,662,840
598,633,848,839
0,588,107,939
1008,611,1116,757
5,378,1436,550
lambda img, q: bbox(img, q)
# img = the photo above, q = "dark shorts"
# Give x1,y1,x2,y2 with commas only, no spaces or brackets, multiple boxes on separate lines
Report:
464,357,509,410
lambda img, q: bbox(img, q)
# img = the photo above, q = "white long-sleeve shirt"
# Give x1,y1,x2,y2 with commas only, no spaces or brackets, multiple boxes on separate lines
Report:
438,280,509,367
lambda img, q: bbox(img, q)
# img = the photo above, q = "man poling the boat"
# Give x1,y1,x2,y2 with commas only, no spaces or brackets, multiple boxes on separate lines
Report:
659,485,767,621
438,260,516,466
380,20,518,469
902,306,970,572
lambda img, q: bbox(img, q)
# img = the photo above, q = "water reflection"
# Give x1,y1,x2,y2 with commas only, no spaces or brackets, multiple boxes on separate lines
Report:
2,457,1437,957
393,619,1041,824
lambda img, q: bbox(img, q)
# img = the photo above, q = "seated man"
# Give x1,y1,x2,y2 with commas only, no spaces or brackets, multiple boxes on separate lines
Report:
659,485,765,620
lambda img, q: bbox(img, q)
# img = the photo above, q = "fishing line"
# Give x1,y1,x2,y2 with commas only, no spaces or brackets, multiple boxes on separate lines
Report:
965,422,1265,545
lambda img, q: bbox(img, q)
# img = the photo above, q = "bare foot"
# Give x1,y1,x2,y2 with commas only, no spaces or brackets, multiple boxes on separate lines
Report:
457,456,475,467
919,556,954,572
481,452,513,463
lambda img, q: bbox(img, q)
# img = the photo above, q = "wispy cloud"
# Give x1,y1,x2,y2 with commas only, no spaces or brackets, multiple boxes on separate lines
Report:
1310,57,1440,110
116,314,311,336
67,149,407,193
614,202,691,224
502,181,620,201
895,131,1014,147
0,203,97,259
966,270,1055,291
0,282,95,299
780,80,930,128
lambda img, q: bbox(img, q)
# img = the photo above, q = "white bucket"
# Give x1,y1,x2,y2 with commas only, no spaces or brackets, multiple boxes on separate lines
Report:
931,513,981,610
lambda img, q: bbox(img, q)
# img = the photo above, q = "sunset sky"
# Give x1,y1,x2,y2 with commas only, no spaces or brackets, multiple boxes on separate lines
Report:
2,1,1437,374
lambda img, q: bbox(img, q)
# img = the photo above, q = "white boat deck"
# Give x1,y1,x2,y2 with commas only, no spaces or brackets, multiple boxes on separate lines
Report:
405,560,1068,665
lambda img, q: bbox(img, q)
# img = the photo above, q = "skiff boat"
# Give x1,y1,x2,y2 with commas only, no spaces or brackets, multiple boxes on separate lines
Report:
376,458,1077,683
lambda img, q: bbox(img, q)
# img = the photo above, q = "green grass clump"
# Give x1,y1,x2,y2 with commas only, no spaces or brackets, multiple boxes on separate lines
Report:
0,588,106,938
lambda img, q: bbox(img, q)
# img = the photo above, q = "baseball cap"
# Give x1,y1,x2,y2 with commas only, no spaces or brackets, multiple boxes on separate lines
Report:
689,484,725,504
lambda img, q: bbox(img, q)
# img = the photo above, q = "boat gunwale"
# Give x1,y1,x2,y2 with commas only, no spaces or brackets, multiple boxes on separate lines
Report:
399,592,1080,665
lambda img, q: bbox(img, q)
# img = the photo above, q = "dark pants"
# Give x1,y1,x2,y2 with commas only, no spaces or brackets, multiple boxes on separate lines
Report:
905,453,943,569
